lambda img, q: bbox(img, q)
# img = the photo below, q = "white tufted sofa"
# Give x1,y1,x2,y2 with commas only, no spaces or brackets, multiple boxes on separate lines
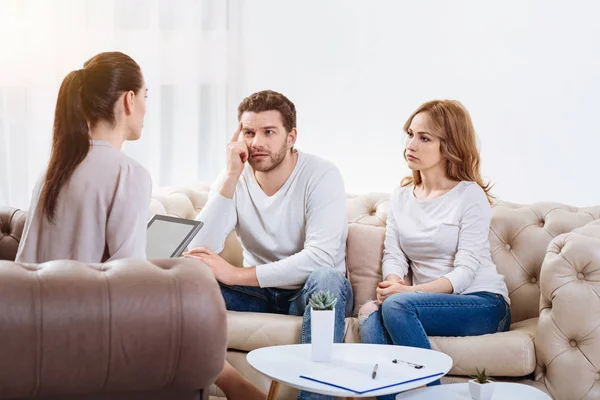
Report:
150,183,600,400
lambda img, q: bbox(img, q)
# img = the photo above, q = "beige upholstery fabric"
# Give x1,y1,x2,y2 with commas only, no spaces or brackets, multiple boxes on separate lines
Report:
430,318,537,377
151,184,600,400
536,219,600,400
489,201,600,323
344,317,536,377
227,312,357,352
227,312,302,351
346,224,386,316
346,193,389,226
149,184,244,267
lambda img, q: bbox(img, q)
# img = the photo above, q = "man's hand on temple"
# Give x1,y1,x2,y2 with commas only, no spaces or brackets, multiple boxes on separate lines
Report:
219,122,248,199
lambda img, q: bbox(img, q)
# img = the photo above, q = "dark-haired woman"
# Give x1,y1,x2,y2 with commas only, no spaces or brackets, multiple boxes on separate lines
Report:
16,51,151,263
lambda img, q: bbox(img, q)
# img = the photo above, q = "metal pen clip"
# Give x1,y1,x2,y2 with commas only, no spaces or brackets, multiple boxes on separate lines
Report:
392,358,424,369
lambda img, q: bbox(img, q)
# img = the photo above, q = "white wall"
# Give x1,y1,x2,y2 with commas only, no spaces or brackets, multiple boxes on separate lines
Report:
0,0,239,209
238,0,600,206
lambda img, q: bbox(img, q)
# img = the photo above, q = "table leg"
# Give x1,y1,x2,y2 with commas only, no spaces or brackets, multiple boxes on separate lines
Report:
267,380,281,400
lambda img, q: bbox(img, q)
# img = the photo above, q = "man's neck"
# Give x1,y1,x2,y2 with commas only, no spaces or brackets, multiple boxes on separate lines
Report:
254,151,299,197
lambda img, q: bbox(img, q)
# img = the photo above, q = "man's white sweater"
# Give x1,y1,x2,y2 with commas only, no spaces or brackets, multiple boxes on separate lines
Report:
189,151,348,289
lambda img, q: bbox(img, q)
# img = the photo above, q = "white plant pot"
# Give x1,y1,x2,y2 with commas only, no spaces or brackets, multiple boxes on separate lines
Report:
310,307,335,362
468,380,495,400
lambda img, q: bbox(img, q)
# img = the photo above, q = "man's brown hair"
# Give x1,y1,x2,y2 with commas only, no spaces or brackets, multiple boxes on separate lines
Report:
237,90,296,132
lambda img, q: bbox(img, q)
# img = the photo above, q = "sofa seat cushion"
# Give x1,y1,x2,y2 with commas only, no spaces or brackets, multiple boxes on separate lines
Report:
343,316,537,377
227,311,302,351
228,312,537,378
430,317,537,377
227,312,361,351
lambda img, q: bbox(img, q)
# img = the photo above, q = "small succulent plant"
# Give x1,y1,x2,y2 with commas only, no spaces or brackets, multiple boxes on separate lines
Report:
308,291,337,311
471,368,494,384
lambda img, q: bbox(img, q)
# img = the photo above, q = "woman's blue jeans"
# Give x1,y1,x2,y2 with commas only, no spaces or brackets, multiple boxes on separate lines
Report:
358,291,511,400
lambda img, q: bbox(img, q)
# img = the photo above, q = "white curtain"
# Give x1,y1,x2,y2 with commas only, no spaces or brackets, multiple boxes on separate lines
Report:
0,0,245,209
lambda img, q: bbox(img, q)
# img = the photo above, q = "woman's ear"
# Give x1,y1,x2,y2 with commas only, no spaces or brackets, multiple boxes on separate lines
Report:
123,90,135,115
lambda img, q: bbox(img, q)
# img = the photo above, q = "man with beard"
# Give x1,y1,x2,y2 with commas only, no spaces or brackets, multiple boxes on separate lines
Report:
186,90,352,400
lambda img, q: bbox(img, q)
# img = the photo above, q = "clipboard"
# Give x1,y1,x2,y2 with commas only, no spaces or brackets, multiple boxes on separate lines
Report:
298,359,444,395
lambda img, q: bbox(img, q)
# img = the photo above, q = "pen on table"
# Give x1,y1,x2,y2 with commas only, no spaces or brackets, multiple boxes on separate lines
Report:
371,363,378,379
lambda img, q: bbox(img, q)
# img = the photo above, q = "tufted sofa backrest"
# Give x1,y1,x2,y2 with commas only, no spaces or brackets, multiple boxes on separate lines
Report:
3,184,599,324
149,184,600,323
487,201,600,322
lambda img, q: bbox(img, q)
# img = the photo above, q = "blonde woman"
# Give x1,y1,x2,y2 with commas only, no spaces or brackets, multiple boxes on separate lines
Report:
358,100,510,394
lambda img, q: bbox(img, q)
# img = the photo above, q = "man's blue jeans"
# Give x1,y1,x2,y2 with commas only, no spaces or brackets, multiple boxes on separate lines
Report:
358,291,511,400
219,268,353,400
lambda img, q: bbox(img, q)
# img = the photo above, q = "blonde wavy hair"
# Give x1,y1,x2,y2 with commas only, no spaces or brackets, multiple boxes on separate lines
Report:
401,100,494,204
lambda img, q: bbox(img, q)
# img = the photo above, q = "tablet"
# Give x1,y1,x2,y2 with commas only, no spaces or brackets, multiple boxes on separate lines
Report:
146,215,204,259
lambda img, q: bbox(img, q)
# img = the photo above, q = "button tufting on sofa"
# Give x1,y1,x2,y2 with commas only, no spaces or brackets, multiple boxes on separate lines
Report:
504,243,511,251
577,272,585,280
569,339,578,347
530,277,537,284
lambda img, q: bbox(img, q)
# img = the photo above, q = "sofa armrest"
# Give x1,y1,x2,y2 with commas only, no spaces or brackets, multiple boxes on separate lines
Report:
0,206,27,261
0,258,227,398
536,220,600,400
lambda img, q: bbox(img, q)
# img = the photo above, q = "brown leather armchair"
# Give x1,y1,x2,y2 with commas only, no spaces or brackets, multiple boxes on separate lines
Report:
0,206,227,400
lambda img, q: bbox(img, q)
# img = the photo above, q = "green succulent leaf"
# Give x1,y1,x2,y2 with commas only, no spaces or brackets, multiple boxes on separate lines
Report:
309,291,338,311
470,367,494,384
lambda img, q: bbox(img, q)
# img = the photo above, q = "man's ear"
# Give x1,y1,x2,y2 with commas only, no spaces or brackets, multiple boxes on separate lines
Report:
288,128,297,148
123,90,135,115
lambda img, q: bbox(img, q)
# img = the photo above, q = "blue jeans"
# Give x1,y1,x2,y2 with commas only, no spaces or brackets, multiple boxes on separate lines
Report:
358,292,511,400
219,268,353,400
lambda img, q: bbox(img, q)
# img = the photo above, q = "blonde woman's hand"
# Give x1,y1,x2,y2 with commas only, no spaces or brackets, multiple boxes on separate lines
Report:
375,280,413,304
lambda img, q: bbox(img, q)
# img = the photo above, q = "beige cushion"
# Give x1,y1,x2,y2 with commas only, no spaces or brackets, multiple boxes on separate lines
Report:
346,193,389,226
227,312,358,351
346,224,386,316
227,312,302,351
344,317,537,377
489,202,600,323
220,231,243,267
536,219,600,400
430,318,537,377
228,311,536,378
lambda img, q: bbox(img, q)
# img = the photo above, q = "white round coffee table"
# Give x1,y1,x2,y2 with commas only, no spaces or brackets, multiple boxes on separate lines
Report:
395,382,552,399
247,343,453,399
